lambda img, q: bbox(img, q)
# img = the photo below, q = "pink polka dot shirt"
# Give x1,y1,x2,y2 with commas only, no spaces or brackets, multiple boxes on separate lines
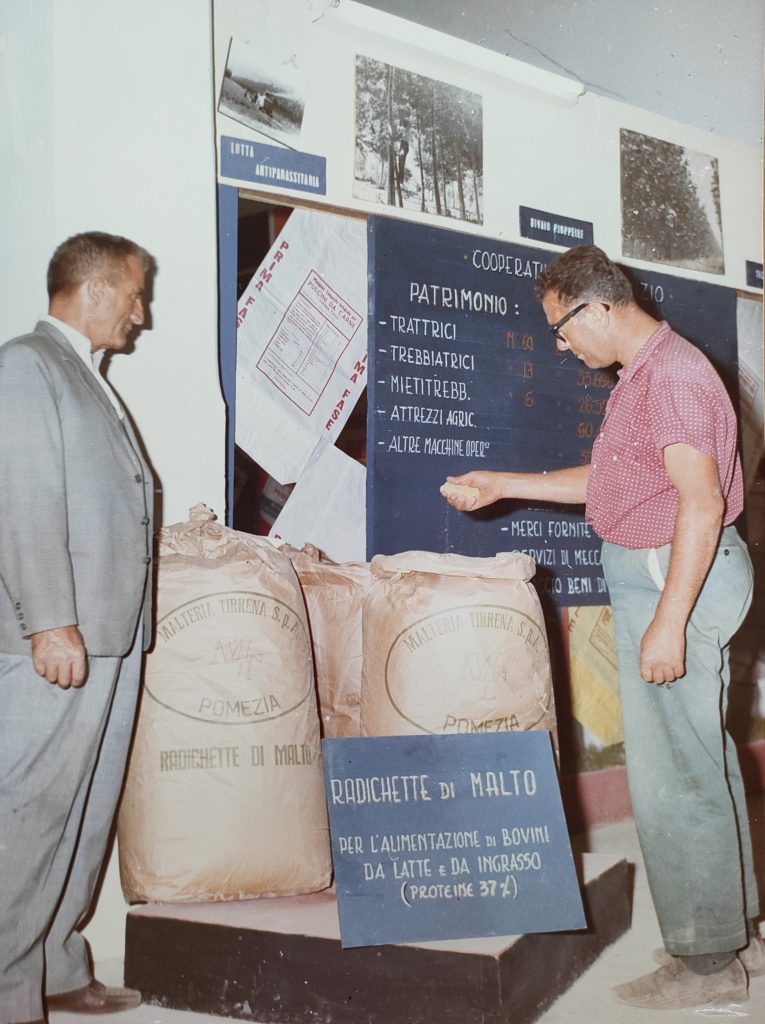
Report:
586,322,743,549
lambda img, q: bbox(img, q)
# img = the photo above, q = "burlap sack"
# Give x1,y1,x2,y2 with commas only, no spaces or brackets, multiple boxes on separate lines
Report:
361,551,557,752
118,504,331,902
287,547,372,738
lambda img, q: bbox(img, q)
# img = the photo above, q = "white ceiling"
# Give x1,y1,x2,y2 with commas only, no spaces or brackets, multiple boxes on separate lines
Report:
356,0,764,150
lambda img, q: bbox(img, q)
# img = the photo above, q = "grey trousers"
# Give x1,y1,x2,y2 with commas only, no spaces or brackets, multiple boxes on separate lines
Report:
0,627,142,1023
602,526,758,956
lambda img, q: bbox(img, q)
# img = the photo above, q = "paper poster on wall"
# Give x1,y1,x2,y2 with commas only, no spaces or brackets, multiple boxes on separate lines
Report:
354,55,483,224
566,605,622,747
269,440,366,563
235,208,368,484
218,36,308,148
620,128,724,275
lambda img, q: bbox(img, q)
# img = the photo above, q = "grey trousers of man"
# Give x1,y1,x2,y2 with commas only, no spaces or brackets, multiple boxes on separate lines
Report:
602,526,758,957
0,626,142,1024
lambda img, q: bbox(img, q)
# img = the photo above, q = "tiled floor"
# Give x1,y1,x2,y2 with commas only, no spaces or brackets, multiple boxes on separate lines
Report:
53,794,765,1024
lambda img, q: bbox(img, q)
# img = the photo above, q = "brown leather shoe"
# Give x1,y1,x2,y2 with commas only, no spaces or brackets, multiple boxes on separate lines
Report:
47,979,141,1014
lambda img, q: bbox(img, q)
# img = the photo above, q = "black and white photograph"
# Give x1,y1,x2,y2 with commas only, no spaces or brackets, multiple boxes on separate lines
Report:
218,37,307,147
354,55,483,224
621,128,724,274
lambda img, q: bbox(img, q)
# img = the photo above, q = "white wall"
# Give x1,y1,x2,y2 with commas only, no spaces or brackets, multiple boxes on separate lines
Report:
215,0,762,292
0,0,224,964
0,0,56,332
357,0,765,150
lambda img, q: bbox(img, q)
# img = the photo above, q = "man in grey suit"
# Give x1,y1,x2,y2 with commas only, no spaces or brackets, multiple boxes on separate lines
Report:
0,233,155,1024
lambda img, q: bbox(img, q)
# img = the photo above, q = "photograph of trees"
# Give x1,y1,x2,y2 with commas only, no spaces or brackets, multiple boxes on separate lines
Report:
354,55,483,224
621,128,724,274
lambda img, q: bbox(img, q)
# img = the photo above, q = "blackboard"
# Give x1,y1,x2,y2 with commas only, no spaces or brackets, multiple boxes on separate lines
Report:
366,216,739,607
323,732,585,948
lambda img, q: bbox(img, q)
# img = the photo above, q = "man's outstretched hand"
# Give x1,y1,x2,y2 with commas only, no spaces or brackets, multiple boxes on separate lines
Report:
441,471,504,511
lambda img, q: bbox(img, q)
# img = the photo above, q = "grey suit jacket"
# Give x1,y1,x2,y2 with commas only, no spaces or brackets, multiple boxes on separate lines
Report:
0,321,154,656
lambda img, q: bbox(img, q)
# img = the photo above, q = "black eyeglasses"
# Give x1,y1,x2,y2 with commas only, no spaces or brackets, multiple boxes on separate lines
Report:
548,302,610,341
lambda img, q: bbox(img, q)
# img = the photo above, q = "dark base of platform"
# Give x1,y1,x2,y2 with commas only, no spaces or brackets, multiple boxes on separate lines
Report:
125,853,630,1024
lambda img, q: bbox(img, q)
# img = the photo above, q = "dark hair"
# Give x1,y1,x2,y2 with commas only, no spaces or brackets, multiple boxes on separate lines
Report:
534,245,634,306
47,231,152,299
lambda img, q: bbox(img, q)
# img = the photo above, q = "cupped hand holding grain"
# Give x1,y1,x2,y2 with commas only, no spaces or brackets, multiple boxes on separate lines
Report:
440,472,504,511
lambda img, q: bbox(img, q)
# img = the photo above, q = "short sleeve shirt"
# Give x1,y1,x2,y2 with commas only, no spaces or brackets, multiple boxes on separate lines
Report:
585,322,743,549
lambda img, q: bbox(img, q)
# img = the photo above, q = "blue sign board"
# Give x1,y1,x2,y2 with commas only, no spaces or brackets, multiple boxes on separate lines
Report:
519,206,594,248
366,216,740,609
746,261,764,290
220,135,326,194
323,732,585,948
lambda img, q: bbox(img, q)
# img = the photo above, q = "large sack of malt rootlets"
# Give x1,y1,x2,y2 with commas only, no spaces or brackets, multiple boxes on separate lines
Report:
361,551,557,752
286,546,372,738
118,504,331,902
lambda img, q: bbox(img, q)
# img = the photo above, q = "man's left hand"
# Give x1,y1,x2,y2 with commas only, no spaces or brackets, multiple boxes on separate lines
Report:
640,617,685,684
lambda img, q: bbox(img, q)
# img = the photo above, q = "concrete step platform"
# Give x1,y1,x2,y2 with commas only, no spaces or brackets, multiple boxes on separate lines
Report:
125,852,630,1024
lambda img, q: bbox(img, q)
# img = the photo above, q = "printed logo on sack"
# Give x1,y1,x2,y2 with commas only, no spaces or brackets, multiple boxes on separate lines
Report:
147,591,314,724
384,603,551,735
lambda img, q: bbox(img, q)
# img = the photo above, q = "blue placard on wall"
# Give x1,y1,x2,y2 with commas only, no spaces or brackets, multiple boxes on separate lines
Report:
220,135,326,194
519,206,594,248
323,732,585,948
746,261,764,290
366,216,740,608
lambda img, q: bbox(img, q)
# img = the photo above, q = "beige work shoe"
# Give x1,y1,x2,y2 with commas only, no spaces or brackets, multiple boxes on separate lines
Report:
613,956,747,1009
653,933,765,977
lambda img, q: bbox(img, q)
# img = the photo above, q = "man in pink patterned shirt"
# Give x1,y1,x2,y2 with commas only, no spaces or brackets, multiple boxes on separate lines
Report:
445,245,760,1010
